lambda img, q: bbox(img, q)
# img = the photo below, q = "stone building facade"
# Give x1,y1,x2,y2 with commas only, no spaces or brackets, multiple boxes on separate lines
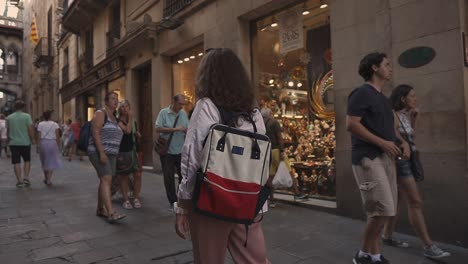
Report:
0,1,23,115
42,0,468,245
22,0,62,120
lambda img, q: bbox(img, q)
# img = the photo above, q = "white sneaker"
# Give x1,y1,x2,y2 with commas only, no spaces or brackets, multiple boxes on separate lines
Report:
423,244,451,259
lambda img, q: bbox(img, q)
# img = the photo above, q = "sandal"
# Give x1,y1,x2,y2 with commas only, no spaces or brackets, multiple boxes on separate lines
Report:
122,200,133,210
23,179,31,187
133,198,142,209
107,212,126,223
16,182,24,188
96,207,108,218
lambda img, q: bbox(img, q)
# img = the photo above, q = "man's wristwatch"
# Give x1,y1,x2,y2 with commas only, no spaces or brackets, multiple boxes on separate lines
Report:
173,202,187,215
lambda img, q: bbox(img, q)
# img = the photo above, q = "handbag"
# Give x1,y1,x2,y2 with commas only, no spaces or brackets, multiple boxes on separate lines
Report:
154,115,180,156
116,151,137,174
396,113,424,182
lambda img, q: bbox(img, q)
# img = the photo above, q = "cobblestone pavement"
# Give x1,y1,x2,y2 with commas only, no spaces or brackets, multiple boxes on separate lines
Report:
0,153,466,264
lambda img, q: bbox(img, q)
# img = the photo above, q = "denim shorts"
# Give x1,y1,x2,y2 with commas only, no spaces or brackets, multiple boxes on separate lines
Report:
396,160,413,178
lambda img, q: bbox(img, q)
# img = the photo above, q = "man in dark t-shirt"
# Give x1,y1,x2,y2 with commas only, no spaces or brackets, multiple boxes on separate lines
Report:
346,52,404,264
261,108,284,208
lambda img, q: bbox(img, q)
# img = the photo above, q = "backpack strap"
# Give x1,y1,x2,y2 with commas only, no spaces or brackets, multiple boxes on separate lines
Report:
215,105,257,133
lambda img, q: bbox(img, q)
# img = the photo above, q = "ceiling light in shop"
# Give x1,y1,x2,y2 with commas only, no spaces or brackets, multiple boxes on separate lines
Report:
302,10,310,15
269,79,274,84
297,82,303,88
198,52,203,56
190,55,195,59
271,22,278,27
288,81,294,87
184,58,190,61
177,60,183,64
320,3,328,9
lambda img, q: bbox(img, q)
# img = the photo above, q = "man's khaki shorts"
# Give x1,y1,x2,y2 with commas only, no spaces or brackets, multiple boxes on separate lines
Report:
352,154,397,217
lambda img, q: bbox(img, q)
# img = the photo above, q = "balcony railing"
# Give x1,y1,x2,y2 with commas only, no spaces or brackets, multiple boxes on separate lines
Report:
163,0,194,17
34,37,53,67
62,0,111,33
62,64,69,86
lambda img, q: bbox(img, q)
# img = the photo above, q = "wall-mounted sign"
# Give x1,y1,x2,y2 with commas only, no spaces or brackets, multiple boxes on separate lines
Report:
279,7,303,54
398,47,436,68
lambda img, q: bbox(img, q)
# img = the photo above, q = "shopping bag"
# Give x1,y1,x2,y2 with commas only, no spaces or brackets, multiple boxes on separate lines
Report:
272,161,293,188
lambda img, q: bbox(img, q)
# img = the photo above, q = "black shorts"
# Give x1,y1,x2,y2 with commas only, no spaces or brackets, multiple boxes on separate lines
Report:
10,145,31,164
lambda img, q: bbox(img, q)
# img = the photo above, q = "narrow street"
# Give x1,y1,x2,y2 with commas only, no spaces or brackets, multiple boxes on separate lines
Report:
0,154,466,264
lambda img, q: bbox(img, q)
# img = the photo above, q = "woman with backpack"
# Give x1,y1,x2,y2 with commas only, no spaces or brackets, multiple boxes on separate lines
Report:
115,99,141,209
88,92,127,223
174,48,270,264
37,110,62,185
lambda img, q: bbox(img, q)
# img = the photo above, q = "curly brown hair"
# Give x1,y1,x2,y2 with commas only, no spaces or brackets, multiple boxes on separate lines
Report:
195,48,255,114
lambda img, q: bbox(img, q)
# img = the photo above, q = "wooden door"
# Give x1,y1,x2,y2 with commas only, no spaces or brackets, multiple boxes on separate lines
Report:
138,65,153,165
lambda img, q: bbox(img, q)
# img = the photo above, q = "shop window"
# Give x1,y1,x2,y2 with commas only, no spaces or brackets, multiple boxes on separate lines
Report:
86,95,95,122
252,0,335,201
172,44,204,114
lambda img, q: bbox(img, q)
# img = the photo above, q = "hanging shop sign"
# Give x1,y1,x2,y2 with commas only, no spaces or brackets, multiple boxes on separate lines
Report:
279,7,303,54
398,47,436,68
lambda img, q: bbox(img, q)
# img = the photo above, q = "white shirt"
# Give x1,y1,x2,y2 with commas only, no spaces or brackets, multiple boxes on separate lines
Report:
0,119,6,139
38,121,59,140
177,98,267,207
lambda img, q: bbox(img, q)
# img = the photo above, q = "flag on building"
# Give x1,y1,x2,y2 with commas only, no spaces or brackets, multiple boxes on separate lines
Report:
31,15,39,45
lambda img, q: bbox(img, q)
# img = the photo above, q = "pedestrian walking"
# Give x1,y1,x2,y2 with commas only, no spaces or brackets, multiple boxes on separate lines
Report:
381,84,450,259
69,117,83,161
261,108,284,208
88,92,125,223
61,119,72,156
37,110,62,185
6,100,35,188
0,113,10,158
346,52,403,264
155,94,189,210
115,99,139,209
174,48,270,264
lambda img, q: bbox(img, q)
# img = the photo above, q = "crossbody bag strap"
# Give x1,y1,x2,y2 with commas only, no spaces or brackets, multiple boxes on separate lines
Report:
41,123,55,139
166,115,180,148
395,112,414,146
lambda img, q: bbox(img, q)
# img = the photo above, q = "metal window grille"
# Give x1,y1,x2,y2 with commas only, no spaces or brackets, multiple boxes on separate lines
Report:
163,0,194,18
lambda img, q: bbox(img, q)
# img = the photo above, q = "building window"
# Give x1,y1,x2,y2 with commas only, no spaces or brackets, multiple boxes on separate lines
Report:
107,1,121,49
252,0,335,201
171,44,204,113
62,48,69,85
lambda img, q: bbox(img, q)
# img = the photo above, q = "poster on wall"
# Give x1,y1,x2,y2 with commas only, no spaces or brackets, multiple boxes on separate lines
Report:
279,7,304,54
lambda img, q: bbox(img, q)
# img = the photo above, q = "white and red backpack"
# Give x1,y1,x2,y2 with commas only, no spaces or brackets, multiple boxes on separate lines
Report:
192,110,271,225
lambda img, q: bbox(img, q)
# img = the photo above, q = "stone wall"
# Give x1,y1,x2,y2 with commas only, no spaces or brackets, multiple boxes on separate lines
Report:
332,0,468,245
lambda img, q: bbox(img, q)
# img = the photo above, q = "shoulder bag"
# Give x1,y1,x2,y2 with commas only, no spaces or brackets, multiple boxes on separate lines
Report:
154,115,180,156
396,113,424,182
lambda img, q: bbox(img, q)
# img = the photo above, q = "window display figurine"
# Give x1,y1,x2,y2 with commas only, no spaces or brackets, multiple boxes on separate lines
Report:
309,170,318,194
317,174,328,195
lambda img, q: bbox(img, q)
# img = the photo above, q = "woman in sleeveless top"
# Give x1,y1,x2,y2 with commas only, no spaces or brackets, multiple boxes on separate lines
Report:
383,85,450,259
88,92,125,223
37,110,61,185
115,100,141,209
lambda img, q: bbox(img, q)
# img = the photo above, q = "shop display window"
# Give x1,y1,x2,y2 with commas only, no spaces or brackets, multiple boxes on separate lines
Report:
252,0,335,201
172,44,204,114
